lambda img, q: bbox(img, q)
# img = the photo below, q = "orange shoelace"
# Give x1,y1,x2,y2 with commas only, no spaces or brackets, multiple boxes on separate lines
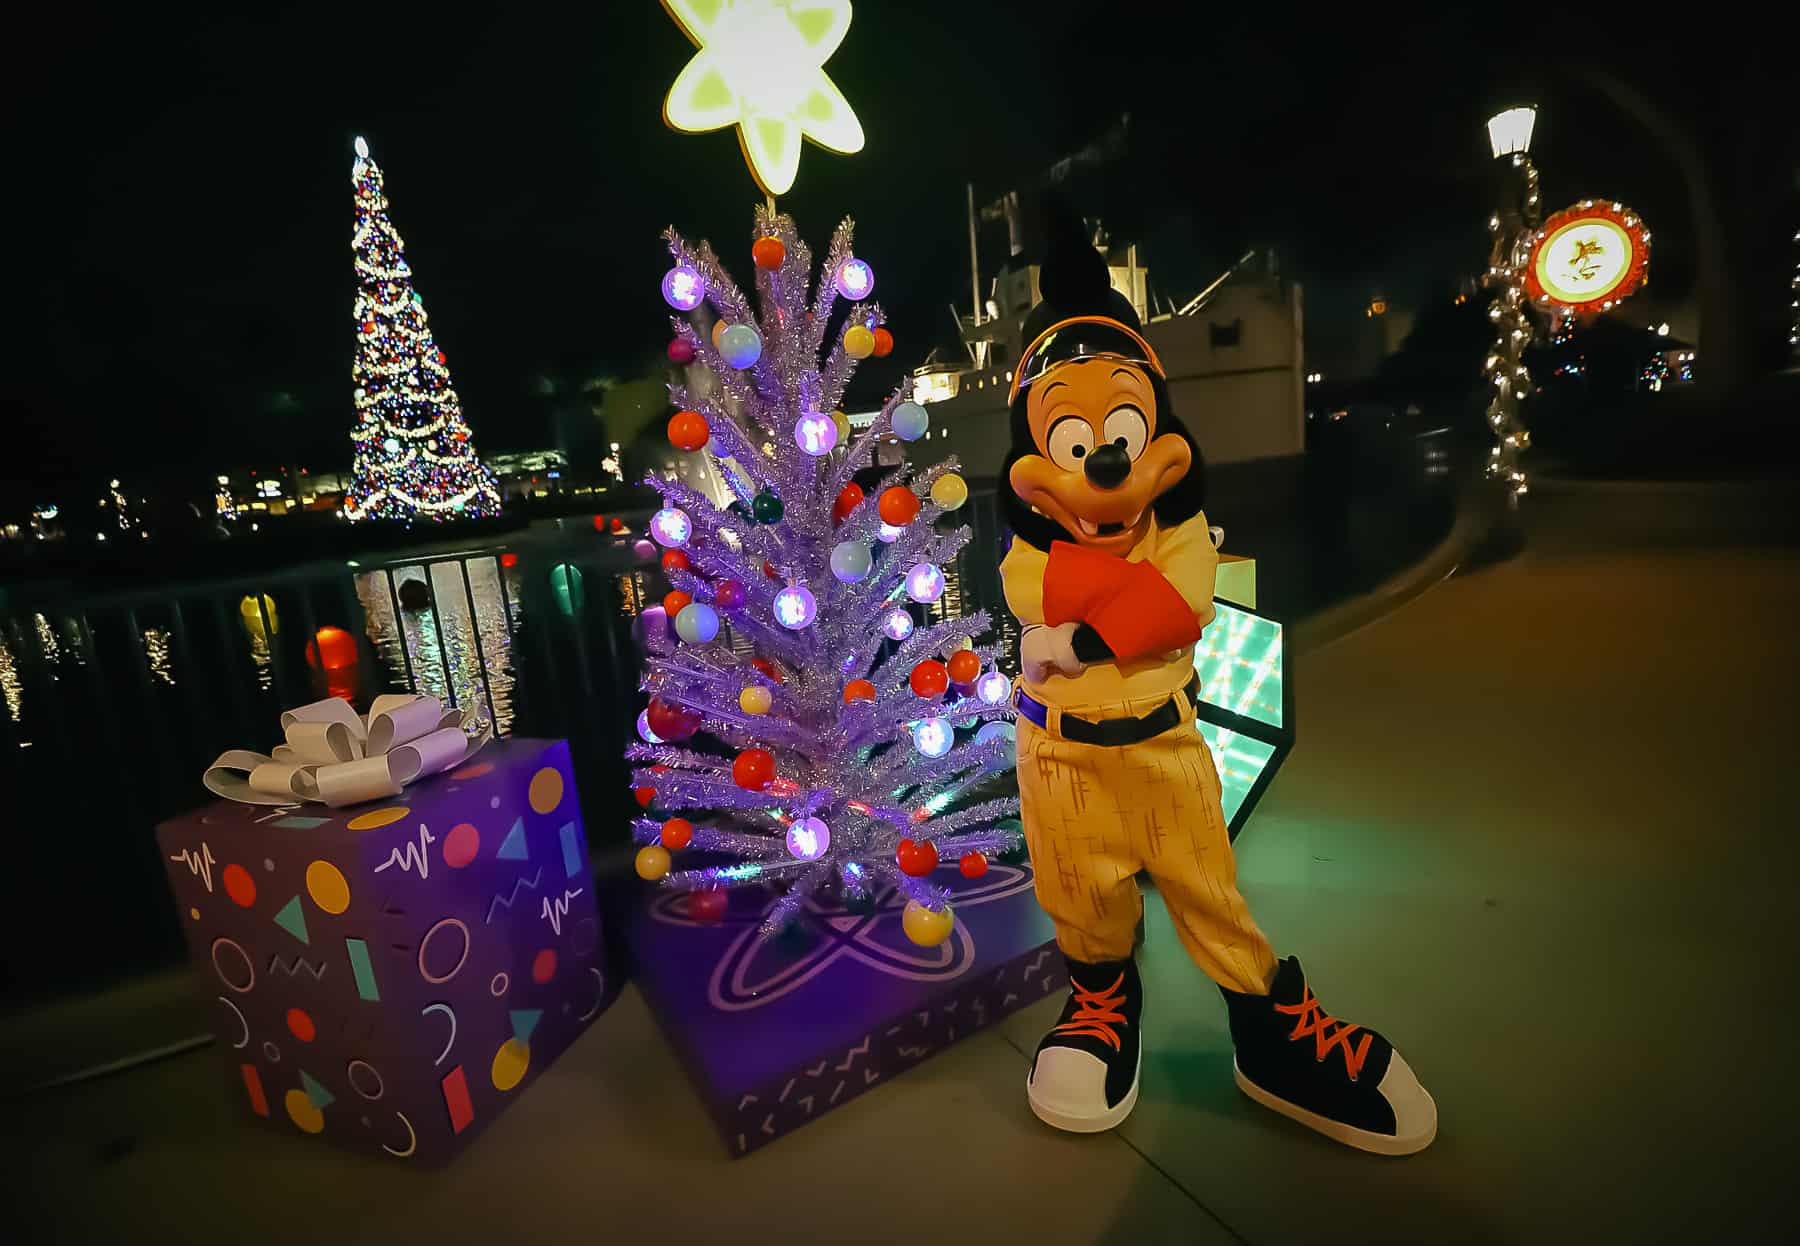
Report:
1052,973,1129,1050
1277,986,1374,1080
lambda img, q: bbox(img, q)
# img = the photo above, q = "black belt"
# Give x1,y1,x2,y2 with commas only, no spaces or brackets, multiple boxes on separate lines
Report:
1013,675,1201,747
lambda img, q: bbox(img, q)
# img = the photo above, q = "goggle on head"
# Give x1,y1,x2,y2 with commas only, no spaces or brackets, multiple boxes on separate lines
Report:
1007,316,1192,553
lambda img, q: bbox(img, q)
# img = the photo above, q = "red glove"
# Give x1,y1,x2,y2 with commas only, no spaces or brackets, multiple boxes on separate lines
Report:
1042,541,1202,661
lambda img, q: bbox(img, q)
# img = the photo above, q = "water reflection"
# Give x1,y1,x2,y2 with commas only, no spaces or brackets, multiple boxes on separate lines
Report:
356,559,518,733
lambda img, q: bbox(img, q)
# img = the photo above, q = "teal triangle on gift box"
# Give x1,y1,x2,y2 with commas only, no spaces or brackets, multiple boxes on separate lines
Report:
273,895,310,945
497,817,529,861
300,1070,335,1110
510,1009,543,1043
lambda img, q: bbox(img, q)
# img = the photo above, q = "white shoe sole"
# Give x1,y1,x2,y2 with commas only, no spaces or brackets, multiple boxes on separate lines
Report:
1027,1064,1140,1133
1233,1058,1437,1156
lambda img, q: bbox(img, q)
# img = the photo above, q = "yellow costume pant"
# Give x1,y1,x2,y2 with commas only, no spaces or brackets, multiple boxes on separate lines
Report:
1016,698,1278,995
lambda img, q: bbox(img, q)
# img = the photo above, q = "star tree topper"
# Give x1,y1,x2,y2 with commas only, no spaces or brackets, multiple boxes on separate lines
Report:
660,0,865,197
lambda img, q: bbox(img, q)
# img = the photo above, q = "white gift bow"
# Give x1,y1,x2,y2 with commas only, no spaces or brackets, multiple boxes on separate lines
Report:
202,694,491,808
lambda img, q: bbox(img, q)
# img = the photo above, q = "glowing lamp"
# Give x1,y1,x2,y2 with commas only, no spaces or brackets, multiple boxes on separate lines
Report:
835,257,874,300
786,816,831,861
773,585,818,629
976,671,1011,705
1486,106,1536,159
882,608,914,641
795,411,839,456
650,506,693,547
662,264,706,311
354,135,369,159
905,563,945,604
911,717,953,758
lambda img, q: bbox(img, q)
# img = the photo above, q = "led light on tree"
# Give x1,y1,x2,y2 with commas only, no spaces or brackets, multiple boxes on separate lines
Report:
662,263,706,311
794,410,839,456
976,671,1010,705
772,585,817,629
786,816,830,860
659,0,865,197
877,522,904,544
911,717,953,758
905,562,944,604
835,257,874,300
882,608,914,641
650,506,693,547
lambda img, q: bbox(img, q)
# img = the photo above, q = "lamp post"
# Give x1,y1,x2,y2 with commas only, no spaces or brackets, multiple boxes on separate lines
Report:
1483,107,1540,503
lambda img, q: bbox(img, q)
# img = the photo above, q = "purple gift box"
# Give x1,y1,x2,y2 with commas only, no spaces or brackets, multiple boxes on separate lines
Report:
156,737,613,1164
630,860,1066,1157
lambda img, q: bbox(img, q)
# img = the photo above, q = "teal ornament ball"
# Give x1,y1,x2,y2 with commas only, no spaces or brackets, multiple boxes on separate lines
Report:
891,401,929,442
752,491,785,524
719,324,762,369
829,541,873,583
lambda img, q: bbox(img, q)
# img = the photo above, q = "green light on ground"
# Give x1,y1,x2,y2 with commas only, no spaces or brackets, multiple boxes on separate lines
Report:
1195,603,1284,729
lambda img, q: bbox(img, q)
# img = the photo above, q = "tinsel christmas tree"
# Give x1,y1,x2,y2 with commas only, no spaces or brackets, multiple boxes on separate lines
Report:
627,208,1022,945
344,137,502,521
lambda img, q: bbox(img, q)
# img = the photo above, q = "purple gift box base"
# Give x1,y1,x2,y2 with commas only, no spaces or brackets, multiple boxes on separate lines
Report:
630,861,1066,1156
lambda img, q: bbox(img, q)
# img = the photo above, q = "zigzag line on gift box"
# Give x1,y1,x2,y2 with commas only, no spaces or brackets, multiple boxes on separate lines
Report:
834,1036,871,1071
539,887,584,936
168,843,216,893
268,953,327,980
373,824,436,881
485,868,544,924
1025,949,1051,977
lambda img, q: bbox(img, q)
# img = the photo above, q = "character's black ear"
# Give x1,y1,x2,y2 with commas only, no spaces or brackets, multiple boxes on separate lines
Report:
1038,191,1113,311
1149,375,1207,528
1000,391,1075,551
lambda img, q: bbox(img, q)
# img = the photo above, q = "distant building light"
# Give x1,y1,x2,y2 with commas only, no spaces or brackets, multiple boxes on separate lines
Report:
216,475,230,485
1656,322,1669,336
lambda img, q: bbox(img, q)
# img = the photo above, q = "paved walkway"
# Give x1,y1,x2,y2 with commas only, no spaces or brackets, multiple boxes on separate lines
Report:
14,488,1796,1243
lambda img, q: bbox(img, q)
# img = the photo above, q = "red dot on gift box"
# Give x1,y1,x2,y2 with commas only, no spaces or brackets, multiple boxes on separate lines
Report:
222,864,256,908
532,949,557,983
451,761,494,781
443,823,480,868
286,1008,316,1042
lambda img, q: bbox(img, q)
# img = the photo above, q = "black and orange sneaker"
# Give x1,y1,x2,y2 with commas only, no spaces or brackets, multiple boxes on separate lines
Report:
1221,956,1436,1155
1027,956,1142,1133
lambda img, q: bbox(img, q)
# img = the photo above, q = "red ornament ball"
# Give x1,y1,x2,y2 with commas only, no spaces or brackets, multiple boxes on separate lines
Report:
750,657,785,684
500,552,520,569
959,851,988,879
832,483,864,524
610,517,625,533
843,679,877,704
361,320,377,334
733,748,775,791
752,236,786,270
947,650,982,685
668,410,710,452
896,837,939,877
878,486,921,526
715,579,746,609
910,660,949,698
668,337,697,364
873,327,894,357
688,889,729,923
633,785,656,808
645,698,701,742
661,549,691,574
663,590,693,617
592,514,608,532
762,559,780,580
435,350,447,364
660,818,694,850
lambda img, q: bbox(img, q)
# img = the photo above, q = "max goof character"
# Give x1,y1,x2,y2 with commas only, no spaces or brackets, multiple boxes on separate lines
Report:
999,208,1436,1154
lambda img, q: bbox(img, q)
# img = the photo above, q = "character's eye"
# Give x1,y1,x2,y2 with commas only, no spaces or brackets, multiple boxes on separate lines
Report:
1045,417,1095,472
1103,405,1149,461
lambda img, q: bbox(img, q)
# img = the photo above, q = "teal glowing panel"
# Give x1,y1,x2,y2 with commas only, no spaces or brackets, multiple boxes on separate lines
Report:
1194,602,1284,730
1197,721,1277,827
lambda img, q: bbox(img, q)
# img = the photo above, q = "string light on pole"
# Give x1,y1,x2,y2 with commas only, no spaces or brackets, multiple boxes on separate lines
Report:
1482,106,1540,505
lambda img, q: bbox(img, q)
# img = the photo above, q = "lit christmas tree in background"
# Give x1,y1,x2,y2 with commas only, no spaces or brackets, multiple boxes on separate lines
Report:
627,209,1022,946
344,137,501,521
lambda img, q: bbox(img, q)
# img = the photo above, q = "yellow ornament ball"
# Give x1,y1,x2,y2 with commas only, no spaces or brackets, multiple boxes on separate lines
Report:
831,409,851,442
635,845,672,881
929,472,969,511
843,325,876,359
902,900,954,947
711,319,730,348
739,685,773,715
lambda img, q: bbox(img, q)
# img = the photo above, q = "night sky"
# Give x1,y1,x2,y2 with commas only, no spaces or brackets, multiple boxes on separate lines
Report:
4,5,1751,509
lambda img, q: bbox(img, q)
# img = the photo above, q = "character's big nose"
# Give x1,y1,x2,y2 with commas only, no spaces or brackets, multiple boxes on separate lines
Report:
1084,443,1131,490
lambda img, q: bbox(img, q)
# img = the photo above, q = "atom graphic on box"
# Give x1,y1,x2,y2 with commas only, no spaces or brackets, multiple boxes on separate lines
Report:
648,865,1037,1011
